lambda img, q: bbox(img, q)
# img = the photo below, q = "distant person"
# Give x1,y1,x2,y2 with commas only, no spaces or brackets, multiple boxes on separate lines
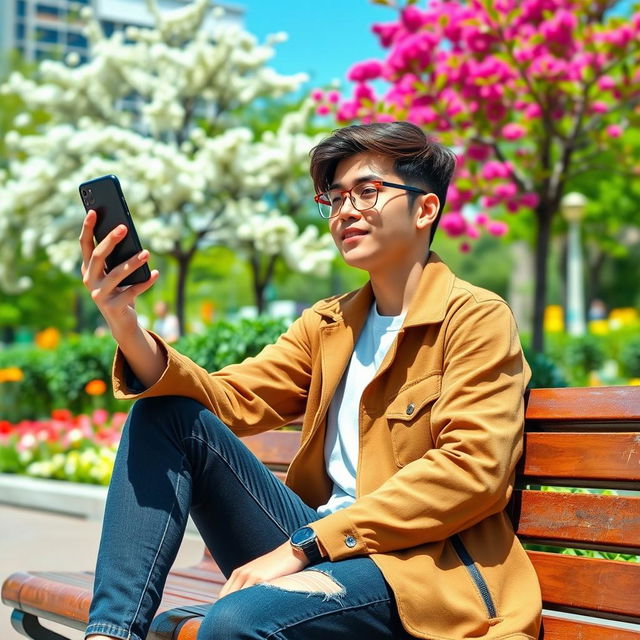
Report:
152,300,179,343
588,298,607,321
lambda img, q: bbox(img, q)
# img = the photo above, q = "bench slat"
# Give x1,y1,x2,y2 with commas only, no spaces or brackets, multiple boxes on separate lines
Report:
241,431,301,467
513,490,640,553
526,387,640,422
522,433,640,485
528,551,640,621
540,615,640,640
1,568,224,632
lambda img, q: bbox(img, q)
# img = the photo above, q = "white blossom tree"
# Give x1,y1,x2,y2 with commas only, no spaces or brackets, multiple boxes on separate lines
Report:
0,0,335,330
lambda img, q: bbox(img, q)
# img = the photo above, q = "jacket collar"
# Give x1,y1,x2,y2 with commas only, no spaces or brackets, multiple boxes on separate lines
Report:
313,251,455,329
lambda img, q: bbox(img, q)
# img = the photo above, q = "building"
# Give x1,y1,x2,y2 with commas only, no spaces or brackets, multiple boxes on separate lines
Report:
0,0,243,70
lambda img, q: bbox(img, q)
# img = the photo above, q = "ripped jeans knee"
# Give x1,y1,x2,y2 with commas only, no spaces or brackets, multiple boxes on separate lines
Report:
258,568,346,603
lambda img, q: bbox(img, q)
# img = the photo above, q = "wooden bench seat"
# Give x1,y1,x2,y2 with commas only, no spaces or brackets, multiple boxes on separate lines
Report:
3,386,640,639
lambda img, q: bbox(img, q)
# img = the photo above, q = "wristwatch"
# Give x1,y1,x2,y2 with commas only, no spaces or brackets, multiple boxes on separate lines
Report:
290,526,322,564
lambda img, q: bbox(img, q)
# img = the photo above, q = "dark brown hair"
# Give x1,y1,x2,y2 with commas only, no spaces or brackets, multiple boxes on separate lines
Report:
309,121,457,244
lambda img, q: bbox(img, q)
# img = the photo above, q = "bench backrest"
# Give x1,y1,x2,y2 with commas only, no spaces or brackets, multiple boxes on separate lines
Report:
224,386,640,638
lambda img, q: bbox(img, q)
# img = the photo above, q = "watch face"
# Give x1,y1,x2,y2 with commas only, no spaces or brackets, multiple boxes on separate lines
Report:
291,526,315,546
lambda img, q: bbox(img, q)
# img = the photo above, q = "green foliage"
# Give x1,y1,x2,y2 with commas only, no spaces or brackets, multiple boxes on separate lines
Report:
562,335,606,386
0,247,81,332
0,333,118,421
0,345,56,422
433,230,512,299
175,316,290,371
523,348,568,389
620,336,640,377
46,334,118,414
0,317,291,421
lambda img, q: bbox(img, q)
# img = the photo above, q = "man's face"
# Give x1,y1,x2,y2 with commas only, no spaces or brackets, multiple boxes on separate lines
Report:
326,151,436,275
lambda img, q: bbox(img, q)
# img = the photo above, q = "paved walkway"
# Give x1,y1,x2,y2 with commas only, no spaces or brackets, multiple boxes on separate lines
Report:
0,504,204,640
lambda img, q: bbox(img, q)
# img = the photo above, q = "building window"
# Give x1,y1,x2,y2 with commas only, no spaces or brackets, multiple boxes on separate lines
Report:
67,32,88,49
101,20,115,37
17,0,28,18
36,4,61,21
15,21,27,41
36,27,59,44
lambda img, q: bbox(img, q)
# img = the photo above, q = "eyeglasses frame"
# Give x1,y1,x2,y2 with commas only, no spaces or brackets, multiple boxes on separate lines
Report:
314,180,429,219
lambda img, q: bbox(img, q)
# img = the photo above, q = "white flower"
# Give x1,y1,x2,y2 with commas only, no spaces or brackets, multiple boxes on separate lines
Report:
65,52,80,67
0,0,332,298
19,434,36,449
13,112,31,128
67,428,83,443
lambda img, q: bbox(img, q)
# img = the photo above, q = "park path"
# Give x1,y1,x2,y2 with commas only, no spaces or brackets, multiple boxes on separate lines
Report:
0,504,204,640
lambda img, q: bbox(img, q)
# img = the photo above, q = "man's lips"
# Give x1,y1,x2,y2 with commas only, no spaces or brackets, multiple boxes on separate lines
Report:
341,227,368,241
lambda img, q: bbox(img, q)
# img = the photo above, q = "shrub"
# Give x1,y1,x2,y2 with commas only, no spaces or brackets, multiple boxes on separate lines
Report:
563,335,606,386
620,337,640,378
46,334,118,415
0,316,291,421
174,316,290,371
0,345,56,422
524,349,568,389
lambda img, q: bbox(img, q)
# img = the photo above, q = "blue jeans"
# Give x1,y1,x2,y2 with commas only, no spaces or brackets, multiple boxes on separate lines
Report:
85,396,413,640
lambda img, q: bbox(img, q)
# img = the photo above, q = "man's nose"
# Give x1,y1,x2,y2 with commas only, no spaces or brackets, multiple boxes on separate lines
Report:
336,193,361,218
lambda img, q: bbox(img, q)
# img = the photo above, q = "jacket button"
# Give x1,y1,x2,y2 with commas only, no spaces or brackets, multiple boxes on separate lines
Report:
345,536,357,548
406,403,415,415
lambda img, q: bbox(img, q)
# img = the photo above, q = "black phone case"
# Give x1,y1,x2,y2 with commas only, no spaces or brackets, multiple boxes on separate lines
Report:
79,175,151,286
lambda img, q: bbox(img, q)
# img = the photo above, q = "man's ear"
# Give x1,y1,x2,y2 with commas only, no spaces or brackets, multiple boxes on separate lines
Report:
416,193,440,230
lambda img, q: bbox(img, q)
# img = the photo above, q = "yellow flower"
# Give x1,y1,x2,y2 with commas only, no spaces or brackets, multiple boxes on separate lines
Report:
0,367,24,383
35,327,61,350
609,308,638,329
588,320,609,336
85,379,107,396
629,378,640,386
544,305,564,333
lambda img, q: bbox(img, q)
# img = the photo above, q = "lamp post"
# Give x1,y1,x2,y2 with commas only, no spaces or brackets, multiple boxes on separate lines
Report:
561,192,587,336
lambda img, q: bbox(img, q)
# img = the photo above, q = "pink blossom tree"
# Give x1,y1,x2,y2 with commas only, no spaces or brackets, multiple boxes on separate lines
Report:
314,0,640,352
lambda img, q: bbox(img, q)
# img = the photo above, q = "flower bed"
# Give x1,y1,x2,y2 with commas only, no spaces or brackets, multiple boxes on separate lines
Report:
0,409,127,485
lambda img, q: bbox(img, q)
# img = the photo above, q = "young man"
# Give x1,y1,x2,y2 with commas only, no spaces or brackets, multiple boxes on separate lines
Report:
80,121,541,640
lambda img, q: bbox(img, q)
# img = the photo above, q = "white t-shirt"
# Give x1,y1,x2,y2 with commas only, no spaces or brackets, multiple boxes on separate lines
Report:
317,303,406,516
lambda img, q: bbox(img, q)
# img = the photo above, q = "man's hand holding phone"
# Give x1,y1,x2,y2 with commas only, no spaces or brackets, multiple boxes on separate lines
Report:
79,209,159,339
79,174,167,389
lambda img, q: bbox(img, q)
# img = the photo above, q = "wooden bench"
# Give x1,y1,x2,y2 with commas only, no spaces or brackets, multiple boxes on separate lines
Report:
2,385,639,639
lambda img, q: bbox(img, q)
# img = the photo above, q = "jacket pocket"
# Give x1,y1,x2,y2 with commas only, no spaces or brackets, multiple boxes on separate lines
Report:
386,372,441,467
451,534,498,620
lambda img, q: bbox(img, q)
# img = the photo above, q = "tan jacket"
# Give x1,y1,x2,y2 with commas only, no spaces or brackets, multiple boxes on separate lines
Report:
112,252,542,639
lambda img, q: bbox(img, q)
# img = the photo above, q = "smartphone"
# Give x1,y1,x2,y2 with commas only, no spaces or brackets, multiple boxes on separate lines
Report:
79,174,151,286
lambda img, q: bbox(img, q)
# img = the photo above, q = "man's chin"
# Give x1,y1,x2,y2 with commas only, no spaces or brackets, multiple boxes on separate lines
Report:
341,250,376,273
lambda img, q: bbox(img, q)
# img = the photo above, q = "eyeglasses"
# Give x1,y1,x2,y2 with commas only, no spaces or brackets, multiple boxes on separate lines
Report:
314,180,428,219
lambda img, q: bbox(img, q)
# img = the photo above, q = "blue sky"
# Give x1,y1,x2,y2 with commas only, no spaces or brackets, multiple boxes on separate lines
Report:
238,0,394,90
238,0,638,96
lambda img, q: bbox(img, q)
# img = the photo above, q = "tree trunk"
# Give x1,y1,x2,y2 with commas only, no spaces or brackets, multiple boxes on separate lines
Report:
249,252,277,315
254,278,266,315
532,205,554,353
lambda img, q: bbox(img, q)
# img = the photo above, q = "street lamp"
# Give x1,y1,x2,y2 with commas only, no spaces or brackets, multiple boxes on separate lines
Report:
561,192,587,336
